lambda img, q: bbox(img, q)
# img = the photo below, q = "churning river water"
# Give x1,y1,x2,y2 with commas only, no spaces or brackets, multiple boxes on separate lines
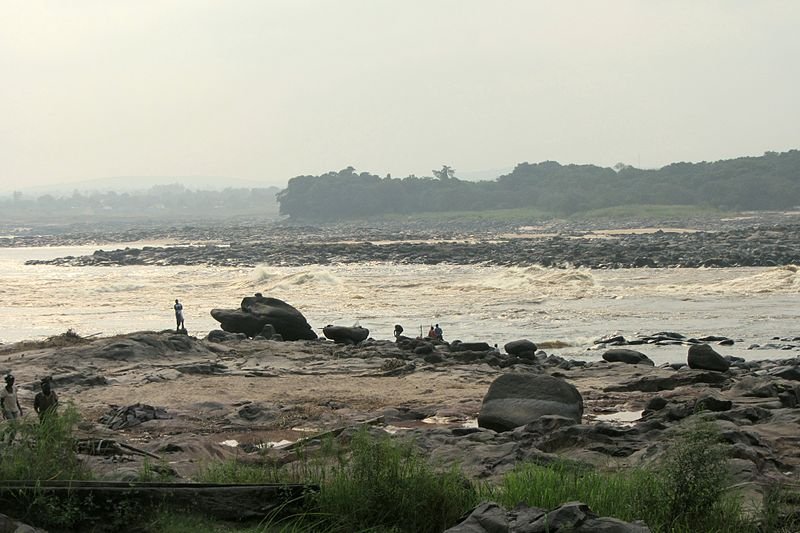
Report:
1,244,798,365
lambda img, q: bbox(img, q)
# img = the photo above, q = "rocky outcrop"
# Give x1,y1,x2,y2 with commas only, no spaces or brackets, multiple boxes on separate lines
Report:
602,348,654,366
478,374,584,432
322,325,369,345
210,294,316,340
445,501,650,532
688,344,730,372
83,333,214,361
100,403,172,430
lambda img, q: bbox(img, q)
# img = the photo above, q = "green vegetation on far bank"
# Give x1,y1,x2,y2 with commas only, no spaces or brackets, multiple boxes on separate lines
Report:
277,150,800,220
2,414,798,532
362,204,731,225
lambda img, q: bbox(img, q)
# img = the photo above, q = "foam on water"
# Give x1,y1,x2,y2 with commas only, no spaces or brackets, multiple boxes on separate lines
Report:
472,265,596,297
247,266,343,290
1,247,798,364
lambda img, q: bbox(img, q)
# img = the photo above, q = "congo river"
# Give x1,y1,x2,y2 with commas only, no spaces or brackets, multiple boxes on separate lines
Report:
1,244,798,366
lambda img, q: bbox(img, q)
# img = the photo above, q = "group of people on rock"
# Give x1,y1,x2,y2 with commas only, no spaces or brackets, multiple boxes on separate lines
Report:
393,323,444,341
428,324,444,341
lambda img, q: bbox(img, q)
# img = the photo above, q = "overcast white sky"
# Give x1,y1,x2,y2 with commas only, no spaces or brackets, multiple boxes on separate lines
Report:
1,1,799,189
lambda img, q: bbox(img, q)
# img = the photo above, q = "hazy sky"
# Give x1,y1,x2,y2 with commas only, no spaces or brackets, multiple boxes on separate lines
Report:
2,1,799,189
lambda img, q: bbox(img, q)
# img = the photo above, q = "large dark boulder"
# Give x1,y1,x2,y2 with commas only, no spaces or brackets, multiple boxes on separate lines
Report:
478,373,583,432
210,295,316,340
767,365,800,381
322,325,369,345
602,348,654,366
687,344,730,372
504,339,538,358
451,341,493,352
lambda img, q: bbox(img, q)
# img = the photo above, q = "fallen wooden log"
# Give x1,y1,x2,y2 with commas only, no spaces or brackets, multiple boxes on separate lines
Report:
75,438,162,459
0,480,318,521
278,416,384,451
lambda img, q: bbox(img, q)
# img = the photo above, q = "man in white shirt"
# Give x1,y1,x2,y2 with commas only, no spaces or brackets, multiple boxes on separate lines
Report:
1,374,22,420
1,374,23,443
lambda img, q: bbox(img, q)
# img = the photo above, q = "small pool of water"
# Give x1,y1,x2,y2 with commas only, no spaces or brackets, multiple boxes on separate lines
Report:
593,410,643,424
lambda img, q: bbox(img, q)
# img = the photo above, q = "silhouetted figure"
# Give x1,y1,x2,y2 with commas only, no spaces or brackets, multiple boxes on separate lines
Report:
394,324,404,338
434,324,443,341
174,299,185,332
428,325,437,338
34,377,58,422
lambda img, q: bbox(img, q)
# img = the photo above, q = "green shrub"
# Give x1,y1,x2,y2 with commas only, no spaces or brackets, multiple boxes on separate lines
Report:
313,429,478,533
491,418,755,532
651,419,732,527
0,405,94,529
0,404,90,481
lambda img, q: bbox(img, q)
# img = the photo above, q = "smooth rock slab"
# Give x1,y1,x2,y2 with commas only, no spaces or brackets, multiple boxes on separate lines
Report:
478,373,583,432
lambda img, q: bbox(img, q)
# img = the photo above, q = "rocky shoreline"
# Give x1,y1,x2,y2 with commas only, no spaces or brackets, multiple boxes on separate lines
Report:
1,325,799,514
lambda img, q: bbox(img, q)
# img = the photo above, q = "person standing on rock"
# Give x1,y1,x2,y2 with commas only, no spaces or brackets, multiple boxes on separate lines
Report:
1,374,23,420
434,324,443,341
174,299,185,332
33,377,58,421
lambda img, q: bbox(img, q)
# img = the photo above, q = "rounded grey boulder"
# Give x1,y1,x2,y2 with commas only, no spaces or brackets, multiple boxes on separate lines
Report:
688,344,730,372
478,373,583,432
504,339,538,358
602,348,654,366
322,325,369,345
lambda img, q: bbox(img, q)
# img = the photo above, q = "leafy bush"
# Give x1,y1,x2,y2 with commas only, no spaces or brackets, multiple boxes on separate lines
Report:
652,418,732,526
492,418,754,532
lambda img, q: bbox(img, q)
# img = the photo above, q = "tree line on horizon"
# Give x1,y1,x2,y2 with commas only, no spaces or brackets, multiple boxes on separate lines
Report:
276,150,800,220
0,184,281,223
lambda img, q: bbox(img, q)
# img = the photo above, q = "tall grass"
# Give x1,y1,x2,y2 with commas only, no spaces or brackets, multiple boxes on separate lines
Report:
196,430,478,533
4,411,795,532
0,404,91,480
490,418,755,532
313,429,478,533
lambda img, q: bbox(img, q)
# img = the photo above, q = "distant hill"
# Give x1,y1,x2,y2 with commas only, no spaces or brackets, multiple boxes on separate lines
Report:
2,175,274,197
276,150,800,220
0,182,282,224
